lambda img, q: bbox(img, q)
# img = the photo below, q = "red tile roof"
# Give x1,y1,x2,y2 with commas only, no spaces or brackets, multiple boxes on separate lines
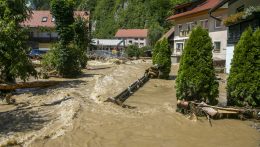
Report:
115,29,148,38
167,0,222,20
22,10,89,28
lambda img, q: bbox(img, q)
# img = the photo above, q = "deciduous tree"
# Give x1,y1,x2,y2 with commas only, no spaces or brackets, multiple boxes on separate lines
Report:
45,0,81,77
0,0,37,83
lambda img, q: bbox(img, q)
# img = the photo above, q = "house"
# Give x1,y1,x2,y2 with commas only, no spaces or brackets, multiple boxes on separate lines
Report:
210,0,260,73
114,29,149,48
22,10,89,49
167,0,228,63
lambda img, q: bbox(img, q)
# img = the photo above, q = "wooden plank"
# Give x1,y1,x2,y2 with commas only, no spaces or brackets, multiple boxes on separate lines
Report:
217,109,238,114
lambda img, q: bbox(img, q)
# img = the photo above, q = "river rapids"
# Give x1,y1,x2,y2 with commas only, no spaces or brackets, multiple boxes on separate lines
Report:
0,60,259,147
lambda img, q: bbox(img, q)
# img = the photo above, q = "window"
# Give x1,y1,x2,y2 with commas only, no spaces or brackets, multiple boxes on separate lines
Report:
236,5,245,13
42,17,48,22
200,19,208,29
214,42,221,52
129,40,132,44
135,38,138,40
187,22,194,31
176,43,183,52
140,38,144,40
178,24,183,36
52,17,55,22
140,43,144,46
215,17,222,28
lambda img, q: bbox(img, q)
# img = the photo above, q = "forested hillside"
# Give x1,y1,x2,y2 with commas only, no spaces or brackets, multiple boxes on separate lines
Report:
27,0,188,44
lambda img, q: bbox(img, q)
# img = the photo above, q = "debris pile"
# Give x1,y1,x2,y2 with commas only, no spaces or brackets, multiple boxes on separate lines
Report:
177,100,260,124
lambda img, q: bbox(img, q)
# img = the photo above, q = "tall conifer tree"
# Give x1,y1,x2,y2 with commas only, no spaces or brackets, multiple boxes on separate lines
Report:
152,38,171,79
227,28,260,107
176,26,219,104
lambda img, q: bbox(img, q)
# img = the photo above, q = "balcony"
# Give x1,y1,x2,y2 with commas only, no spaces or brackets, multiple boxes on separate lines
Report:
179,30,191,37
227,12,260,44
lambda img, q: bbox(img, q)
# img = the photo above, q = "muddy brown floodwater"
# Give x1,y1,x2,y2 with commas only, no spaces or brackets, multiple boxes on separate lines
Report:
0,60,260,147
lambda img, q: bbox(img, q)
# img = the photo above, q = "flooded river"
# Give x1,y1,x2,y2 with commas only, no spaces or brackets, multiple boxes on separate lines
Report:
0,61,259,147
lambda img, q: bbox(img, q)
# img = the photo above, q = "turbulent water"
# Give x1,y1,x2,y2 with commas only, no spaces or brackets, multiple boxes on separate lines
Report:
0,60,259,147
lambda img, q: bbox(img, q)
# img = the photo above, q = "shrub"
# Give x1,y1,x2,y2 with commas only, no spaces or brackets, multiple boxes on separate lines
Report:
227,27,260,107
126,45,141,58
152,38,171,79
42,43,81,78
175,26,219,105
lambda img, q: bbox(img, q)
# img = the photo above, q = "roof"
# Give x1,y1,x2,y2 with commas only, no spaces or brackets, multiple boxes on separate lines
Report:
160,27,175,40
167,0,222,20
22,10,89,28
209,0,230,14
115,29,148,38
92,39,124,46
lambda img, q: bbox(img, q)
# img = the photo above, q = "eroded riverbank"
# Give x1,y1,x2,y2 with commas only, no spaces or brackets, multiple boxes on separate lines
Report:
0,60,259,147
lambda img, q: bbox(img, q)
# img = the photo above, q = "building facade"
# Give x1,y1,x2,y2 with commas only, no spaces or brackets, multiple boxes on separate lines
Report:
210,0,260,73
167,0,228,63
22,11,89,49
114,29,148,48
92,39,125,51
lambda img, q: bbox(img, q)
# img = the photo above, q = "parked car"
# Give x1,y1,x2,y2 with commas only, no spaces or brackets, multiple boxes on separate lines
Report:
29,49,48,59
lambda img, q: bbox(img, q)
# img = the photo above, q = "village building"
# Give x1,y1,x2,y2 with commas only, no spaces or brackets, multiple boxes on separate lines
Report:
167,0,228,63
210,0,260,73
22,10,89,50
90,39,125,58
92,39,125,51
114,29,149,48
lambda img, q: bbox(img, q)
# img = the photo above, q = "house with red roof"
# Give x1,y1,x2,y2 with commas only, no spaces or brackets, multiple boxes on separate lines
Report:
22,10,89,49
115,29,148,48
167,0,228,63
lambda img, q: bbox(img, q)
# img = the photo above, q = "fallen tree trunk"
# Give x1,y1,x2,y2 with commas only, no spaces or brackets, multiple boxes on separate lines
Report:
0,81,61,91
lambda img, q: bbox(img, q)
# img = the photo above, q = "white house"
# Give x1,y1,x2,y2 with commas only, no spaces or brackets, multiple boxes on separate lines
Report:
167,0,228,63
114,29,149,48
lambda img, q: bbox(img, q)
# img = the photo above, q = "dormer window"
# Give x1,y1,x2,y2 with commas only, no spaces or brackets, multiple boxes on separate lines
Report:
52,17,55,22
42,17,48,22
